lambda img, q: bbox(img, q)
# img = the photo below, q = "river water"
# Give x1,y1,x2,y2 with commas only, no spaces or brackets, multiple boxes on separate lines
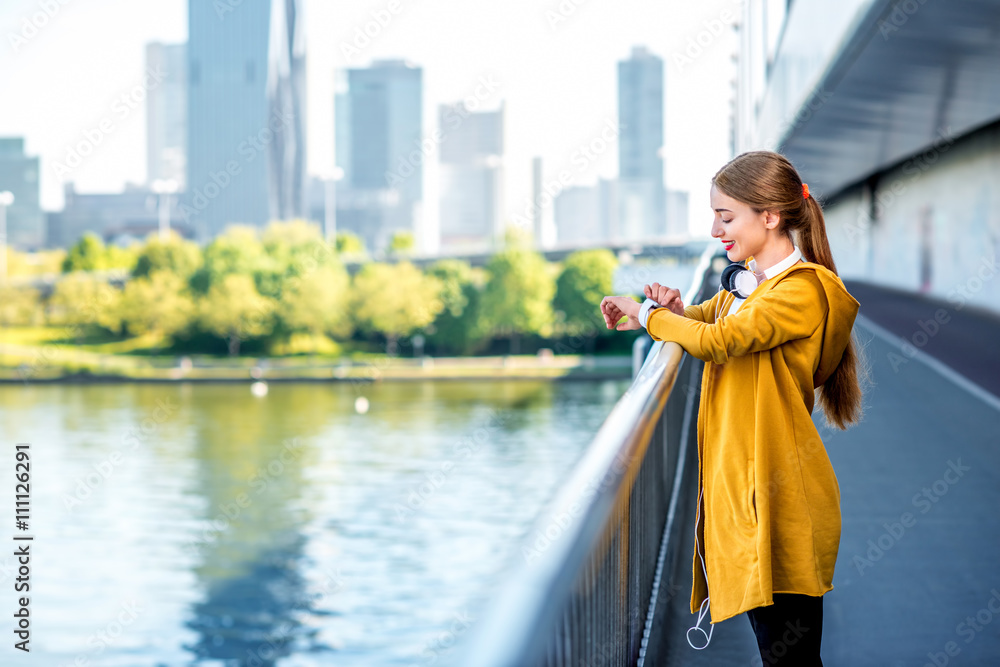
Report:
0,379,630,666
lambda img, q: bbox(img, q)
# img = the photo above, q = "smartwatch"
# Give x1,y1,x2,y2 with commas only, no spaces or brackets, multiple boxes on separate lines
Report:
638,298,662,329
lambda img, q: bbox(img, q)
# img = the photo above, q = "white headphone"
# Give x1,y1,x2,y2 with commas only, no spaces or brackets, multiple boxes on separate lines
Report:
714,263,760,322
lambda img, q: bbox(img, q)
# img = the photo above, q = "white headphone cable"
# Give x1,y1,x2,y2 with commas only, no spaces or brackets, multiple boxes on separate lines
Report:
686,485,714,650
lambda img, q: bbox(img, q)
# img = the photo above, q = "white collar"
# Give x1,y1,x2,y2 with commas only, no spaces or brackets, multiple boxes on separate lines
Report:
749,246,803,280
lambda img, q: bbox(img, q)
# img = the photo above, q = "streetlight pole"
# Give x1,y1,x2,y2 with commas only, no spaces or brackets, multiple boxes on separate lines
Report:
323,167,344,245
151,180,178,241
0,191,14,285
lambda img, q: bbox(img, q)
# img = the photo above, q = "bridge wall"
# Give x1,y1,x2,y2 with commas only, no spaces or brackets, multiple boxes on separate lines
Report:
821,119,1000,315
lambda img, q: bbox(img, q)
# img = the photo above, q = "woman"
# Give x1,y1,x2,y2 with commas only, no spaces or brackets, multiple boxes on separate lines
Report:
600,151,864,666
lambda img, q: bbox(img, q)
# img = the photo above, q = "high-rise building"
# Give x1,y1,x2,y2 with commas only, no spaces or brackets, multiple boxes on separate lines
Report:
185,0,306,240
335,60,422,254
439,101,504,251
146,43,187,190
0,138,44,249
554,178,619,246
554,185,600,246
618,46,665,240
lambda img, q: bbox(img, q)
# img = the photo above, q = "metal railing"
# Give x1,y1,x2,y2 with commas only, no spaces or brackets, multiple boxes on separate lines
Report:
451,245,719,667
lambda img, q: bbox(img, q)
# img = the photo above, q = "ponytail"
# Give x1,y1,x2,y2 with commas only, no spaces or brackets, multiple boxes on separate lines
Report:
799,194,865,430
713,151,866,430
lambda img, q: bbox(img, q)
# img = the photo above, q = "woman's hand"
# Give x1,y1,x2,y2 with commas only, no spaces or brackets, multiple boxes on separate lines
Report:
644,283,685,316
600,296,641,331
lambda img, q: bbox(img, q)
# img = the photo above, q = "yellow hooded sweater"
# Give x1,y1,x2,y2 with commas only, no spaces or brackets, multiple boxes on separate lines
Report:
646,261,859,623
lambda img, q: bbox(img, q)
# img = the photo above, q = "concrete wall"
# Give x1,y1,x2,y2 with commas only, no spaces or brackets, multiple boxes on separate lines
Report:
822,119,1000,314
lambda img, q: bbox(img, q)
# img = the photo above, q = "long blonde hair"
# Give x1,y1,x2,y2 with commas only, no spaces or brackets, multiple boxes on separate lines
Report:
713,150,864,430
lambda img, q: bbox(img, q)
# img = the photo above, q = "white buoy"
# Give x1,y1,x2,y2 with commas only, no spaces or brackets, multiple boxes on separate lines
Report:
354,396,370,414
251,381,269,397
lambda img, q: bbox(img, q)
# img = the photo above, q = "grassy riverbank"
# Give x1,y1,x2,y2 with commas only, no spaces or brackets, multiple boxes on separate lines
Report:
0,326,632,382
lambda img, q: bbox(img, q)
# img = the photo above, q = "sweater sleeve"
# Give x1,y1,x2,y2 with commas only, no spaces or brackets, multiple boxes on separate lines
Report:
680,290,721,324
646,273,826,364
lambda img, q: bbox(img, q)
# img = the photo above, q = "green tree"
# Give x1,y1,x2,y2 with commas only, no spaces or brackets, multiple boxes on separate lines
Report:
47,274,121,333
189,225,266,294
0,286,42,326
335,231,365,256
62,233,107,272
198,274,275,356
479,246,556,353
425,259,484,355
115,270,194,343
262,220,328,273
276,263,353,341
6,248,65,277
388,231,415,255
554,249,618,343
258,219,340,297
104,242,139,272
133,232,203,281
353,261,443,354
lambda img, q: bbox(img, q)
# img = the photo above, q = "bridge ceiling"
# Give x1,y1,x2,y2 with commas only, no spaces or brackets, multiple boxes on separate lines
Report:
777,0,1000,199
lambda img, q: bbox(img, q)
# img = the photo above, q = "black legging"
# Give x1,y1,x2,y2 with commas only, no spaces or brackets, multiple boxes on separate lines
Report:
746,593,824,666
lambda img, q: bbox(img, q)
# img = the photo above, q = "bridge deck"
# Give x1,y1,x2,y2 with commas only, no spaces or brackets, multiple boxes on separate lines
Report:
659,282,1000,665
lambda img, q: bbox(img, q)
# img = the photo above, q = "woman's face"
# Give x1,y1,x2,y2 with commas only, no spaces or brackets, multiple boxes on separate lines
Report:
709,184,773,263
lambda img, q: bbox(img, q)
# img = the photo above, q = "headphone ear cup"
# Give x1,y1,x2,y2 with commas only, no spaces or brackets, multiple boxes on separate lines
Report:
720,263,757,299
720,263,744,293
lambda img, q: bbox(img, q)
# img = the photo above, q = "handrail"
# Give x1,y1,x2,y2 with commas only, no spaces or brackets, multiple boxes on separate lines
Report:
450,243,719,667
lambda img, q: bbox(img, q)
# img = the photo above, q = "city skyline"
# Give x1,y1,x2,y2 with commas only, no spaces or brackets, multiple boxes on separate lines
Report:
0,0,738,238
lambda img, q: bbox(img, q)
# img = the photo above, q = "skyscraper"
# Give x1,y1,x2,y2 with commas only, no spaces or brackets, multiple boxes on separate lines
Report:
335,60,422,254
146,43,187,190
618,46,665,240
185,0,306,240
0,138,43,249
439,101,504,251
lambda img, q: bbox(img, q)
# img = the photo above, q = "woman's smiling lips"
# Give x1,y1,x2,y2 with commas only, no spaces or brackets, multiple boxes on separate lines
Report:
723,240,735,250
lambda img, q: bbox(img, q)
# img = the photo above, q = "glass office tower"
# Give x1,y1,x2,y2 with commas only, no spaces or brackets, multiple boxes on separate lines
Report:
186,0,306,240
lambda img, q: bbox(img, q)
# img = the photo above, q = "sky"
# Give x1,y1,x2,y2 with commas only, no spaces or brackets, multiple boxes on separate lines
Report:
0,0,740,238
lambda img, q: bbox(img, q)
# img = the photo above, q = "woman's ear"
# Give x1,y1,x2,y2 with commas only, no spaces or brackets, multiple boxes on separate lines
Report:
763,210,781,230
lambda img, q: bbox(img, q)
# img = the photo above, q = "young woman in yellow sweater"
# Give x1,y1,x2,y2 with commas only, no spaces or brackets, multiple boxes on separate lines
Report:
601,151,864,666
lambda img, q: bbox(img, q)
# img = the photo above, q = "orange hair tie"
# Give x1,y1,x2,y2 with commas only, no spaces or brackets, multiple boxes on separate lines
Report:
802,183,810,199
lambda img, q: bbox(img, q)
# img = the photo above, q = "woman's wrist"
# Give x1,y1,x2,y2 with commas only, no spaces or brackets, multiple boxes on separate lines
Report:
638,298,662,328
